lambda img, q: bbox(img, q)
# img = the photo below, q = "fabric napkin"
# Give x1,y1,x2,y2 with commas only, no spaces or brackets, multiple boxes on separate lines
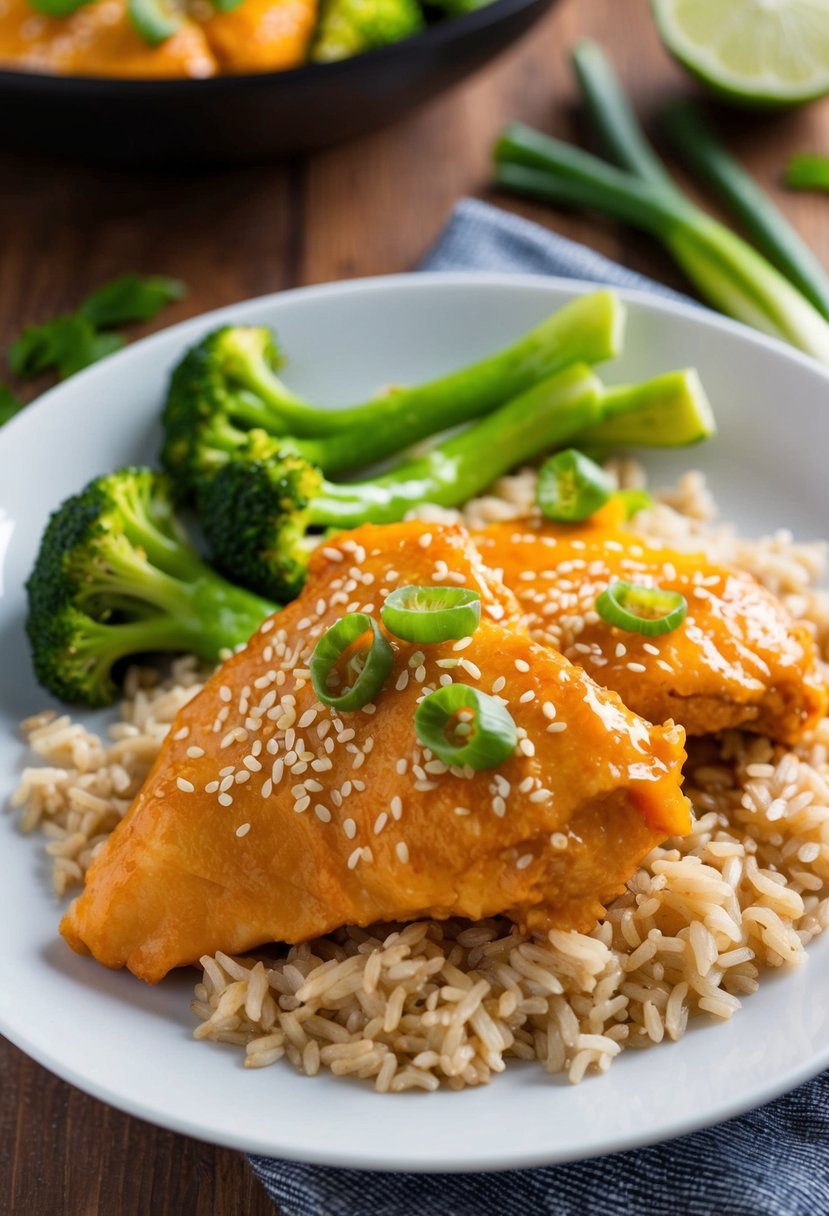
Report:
248,198,829,1216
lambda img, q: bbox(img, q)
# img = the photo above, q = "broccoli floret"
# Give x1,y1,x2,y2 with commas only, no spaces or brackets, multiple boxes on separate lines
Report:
311,0,424,61
161,325,309,500
199,432,323,602
27,467,278,707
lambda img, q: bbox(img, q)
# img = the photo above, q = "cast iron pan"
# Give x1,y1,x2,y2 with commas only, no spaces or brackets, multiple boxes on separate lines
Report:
0,0,558,165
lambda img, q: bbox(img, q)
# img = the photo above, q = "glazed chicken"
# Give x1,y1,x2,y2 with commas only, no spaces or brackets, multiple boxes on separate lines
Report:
475,504,827,742
61,522,689,983
0,0,317,77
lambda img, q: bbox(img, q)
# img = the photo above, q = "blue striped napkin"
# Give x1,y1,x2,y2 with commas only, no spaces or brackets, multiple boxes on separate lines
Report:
248,199,829,1216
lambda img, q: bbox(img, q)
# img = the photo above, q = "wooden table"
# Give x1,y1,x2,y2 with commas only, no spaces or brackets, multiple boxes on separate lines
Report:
2,0,828,1210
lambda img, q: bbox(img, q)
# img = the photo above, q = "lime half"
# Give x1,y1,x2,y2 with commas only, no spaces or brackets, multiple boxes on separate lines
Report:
651,0,829,107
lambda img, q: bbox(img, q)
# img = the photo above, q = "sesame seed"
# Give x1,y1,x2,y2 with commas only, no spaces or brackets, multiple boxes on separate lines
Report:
436,658,460,669
439,674,453,687
173,726,190,741
409,651,425,669
414,665,427,683
453,636,474,651
353,780,366,792
546,722,567,734
615,643,627,658
550,833,568,850
626,662,647,674
491,676,506,693
516,853,533,870
519,690,535,704
518,776,534,793
642,642,660,656
324,738,335,755
347,847,363,870
341,781,352,797
492,795,506,817
519,738,536,757
314,804,332,823
459,659,481,680
186,746,204,759
176,777,195,793
454,806,470,816
343,818,357,839
293,796,311,813
390,796,403,820
235,770,251,784
312,757,333,772
396,759,408,775
243,755,262,772
322,547,344,562
272,759,284,784
220,775,234,793
261,779,273,798
418,532,432,549
374,812,388,834
352,752,365,770
514,659,530,673
396,841,410,864
205,781,219,794
218,793,233,807
236,823,251,838
261,618,275,633
529,788,552,803
542,701,556,720
413,780,438,791
304,779,324,793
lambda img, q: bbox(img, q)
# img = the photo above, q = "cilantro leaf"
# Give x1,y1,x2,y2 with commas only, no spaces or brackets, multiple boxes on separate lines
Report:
79,274,185,328
0,384,22,427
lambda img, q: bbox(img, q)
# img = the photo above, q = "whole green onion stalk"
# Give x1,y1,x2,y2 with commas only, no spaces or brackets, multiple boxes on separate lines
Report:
494,41,829,367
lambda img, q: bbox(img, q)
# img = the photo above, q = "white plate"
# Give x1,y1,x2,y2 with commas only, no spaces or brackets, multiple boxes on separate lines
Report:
2,273,829,1173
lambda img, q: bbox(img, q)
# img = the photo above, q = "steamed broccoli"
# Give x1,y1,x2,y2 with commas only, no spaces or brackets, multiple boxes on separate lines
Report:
27,467,278,706
161,292,625,498
198,364,714,602
311,0,424,62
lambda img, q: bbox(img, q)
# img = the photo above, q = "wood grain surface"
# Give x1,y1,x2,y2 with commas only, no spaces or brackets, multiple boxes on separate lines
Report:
2,0,828,1211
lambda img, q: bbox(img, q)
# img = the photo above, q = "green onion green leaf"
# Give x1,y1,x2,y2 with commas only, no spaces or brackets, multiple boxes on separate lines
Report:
27,0,95,15
309,613,393,711
786,154,829,195
596,580,687,637
616,488,653,518
414,683,517,771
536,448,613,522
127,0,182,46
381,585,481,644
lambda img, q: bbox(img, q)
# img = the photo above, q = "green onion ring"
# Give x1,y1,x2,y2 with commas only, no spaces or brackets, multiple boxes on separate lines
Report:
127,0,182,45
381,585,481,644
310,613,393,711
414,683,517,771
536,449,614,523
596,580,687,637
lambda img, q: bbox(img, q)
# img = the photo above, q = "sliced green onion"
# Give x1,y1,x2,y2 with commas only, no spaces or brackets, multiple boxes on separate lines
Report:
596,581,687,637
414,684,517,771
381,585,481,644
616,488,653,519
128,0,182,45
28,0,94,15
536,449,613,522
309,614,393,711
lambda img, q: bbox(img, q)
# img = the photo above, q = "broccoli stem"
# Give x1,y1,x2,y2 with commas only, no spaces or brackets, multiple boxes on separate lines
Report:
308,364,714,528
580,369,715,448
244,291,624,464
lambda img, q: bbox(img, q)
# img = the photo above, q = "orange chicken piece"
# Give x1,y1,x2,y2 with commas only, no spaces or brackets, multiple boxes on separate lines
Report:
475,511,827,742
0,0,217,77
200,0,317,73
61,522,690,983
